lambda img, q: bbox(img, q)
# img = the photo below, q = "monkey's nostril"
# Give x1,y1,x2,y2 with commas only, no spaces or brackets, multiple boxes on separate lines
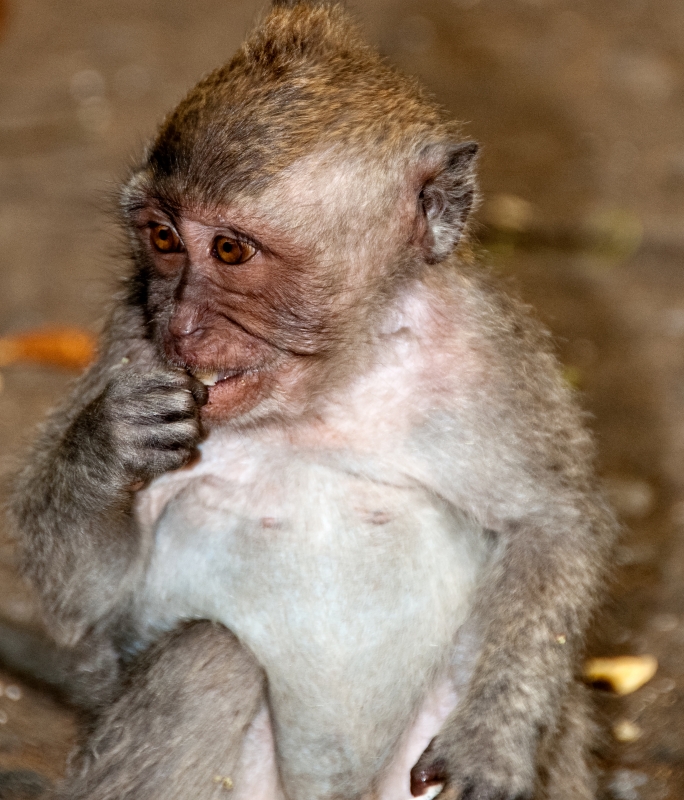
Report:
168,312,206,339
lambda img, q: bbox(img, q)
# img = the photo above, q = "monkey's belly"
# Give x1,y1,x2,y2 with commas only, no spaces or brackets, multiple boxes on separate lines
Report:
137,457,487,800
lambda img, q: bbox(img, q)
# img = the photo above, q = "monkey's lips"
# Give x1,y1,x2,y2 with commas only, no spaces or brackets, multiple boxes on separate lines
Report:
191,367,266,418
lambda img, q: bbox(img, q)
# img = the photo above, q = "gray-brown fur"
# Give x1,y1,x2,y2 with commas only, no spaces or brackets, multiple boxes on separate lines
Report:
10,1,616,799
54,622,265,800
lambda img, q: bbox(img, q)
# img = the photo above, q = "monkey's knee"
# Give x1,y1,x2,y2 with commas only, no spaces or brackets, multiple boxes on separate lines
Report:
138,620,264,695
55,621,266,800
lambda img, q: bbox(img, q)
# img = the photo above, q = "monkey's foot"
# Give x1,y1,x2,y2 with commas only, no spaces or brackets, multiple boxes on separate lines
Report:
410,721,535,800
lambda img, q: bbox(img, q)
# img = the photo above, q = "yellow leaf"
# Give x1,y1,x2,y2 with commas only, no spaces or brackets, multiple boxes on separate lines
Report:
583,655,657,695
0,327,96,371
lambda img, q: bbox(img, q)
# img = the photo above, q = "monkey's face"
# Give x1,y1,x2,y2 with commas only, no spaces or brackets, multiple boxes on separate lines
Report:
129,153,419,424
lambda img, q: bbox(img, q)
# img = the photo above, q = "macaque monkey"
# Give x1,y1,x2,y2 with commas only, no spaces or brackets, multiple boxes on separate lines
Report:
10,1,615,798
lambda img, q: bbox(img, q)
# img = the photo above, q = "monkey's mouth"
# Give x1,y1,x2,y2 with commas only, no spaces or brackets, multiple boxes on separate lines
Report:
191,368,253,387
189,366,268,419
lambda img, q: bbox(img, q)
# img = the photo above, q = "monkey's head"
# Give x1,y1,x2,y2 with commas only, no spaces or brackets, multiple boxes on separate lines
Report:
121,1,478,424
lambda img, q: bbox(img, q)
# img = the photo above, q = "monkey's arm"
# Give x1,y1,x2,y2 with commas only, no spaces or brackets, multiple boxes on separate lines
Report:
411,277,616,800
10,292,206,646
414,501,612,800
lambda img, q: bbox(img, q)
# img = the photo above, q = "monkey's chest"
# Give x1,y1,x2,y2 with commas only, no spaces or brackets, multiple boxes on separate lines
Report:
139,457,483,649
137,455,485,794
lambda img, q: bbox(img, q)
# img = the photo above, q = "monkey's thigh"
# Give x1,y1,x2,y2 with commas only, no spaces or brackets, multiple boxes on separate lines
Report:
53,621,272,800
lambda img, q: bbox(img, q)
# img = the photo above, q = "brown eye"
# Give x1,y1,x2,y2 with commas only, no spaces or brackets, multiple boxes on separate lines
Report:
214,236,256,265
150,223,182,253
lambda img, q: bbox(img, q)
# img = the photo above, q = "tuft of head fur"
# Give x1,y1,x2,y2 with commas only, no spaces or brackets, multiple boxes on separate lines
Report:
142,3,456,211
271,0,332,8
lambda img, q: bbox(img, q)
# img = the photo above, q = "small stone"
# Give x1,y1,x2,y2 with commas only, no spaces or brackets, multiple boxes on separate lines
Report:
649,613,678,633
612,629,632,645
4,685,22,701
70,69,106,102
631,686,659,711
608,769,648,800
602,476,654,519
614,543,656,566
612,720,642,743
555,634,567,645
653,677,676,693
484,194,536,233
0,710,7,725
583,208,643,265
77,96,111,135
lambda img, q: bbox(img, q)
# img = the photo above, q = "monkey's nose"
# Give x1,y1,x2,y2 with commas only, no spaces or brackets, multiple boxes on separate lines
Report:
168,305,206,339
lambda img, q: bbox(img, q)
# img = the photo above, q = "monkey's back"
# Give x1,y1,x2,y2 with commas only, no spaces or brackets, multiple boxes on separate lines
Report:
134,432,489,799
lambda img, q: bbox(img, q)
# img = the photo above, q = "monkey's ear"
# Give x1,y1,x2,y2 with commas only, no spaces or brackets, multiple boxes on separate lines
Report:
418,141,479,264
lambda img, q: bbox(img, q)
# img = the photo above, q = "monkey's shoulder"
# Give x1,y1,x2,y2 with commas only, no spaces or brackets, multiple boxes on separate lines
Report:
370,268,569,404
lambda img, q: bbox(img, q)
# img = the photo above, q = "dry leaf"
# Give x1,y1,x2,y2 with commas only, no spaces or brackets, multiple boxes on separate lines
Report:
0,327,96,370
584,655,658,695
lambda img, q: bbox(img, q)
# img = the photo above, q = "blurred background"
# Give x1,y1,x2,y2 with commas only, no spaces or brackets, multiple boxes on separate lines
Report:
0,0,683,797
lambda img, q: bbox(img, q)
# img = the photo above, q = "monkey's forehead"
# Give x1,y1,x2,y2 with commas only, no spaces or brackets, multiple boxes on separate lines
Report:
139,3,456,208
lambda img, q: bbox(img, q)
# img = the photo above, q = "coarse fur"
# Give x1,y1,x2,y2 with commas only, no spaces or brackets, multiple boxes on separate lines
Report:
10,2,616,800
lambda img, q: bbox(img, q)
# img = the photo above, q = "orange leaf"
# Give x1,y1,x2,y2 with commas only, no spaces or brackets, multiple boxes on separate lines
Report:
0,327,97,371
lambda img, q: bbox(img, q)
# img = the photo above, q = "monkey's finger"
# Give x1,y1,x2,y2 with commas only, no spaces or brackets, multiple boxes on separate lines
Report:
134,420,201,449
146,368,208,407
123,386,202,417
144,446,196,475
188,378,209,407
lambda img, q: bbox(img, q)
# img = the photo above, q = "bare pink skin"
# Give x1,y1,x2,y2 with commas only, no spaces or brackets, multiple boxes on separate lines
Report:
230,680,458,800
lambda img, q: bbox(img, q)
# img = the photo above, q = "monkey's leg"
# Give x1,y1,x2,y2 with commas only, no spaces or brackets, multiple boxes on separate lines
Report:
534,682,595,800
53,621,266,800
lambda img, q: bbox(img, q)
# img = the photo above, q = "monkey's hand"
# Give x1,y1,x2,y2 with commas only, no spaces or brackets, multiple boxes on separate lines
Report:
78,369,208,484
410,700,536,800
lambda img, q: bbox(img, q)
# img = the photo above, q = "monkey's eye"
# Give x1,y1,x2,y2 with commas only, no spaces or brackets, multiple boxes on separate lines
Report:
214,236,256,265
149,223,183,254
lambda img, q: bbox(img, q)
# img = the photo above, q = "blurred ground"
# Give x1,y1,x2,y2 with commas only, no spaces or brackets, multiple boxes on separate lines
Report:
0,0,683,797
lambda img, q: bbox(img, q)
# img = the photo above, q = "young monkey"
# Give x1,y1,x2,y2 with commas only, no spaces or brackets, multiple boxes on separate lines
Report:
11,1,616,799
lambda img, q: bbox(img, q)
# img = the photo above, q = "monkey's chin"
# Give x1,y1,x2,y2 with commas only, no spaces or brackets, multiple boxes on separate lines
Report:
200,370,265,422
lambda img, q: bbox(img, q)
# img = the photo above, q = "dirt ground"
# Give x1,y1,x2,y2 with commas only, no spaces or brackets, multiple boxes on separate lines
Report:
0,0,683,798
